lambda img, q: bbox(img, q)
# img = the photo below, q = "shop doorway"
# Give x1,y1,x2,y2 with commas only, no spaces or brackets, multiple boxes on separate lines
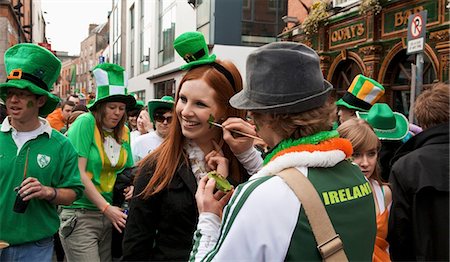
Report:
383,49,437,117
330,58,363,99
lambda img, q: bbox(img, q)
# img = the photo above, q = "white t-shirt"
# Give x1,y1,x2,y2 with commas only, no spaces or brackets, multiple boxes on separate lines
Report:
131,131,164,162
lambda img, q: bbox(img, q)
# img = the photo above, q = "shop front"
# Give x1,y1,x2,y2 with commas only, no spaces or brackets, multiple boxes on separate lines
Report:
283,0,448,117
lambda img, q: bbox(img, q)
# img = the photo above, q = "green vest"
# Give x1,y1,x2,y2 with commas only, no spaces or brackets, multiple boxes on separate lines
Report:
285,160,376,261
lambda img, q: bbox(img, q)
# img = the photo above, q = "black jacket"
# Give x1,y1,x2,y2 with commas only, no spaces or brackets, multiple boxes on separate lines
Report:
122,160,250,261
388,123,449,261
122,162,198,261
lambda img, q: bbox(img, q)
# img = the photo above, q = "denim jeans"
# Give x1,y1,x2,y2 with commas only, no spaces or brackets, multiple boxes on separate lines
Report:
0,237,54,262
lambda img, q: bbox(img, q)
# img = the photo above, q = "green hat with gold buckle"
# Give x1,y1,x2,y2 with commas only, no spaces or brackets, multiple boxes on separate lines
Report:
89,63,136,111
0,43,61,116
173,31,216,70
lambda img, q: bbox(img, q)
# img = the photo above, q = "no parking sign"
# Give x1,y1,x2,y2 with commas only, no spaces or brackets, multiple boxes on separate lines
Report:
407,10,427,54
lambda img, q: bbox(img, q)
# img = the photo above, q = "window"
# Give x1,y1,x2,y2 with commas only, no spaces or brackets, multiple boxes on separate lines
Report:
134,90,146,101
196,0,210,41
158,1,176,66
112,2,122,65
140,0,150,73
241,0,287,46
154,79,175,98
333,0,360,8
130,4,135,77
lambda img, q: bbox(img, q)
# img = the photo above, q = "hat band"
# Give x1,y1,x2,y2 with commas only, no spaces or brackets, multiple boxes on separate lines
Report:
6,69,49,91
373,126,397,133
342,92,371,110
183,49,206,63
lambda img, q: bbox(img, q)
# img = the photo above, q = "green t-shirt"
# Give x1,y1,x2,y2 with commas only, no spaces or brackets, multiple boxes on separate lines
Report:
66,112,134,210
0,125,84,245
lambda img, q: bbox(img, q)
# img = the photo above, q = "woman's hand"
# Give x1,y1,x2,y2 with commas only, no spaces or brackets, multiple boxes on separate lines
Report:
221,117,257,155
104,205,128,233
205,140,229,178
195,175,234,218
123,185,134,201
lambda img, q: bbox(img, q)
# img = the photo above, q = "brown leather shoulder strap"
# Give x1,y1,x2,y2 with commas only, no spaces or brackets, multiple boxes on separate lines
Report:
277,168,348,262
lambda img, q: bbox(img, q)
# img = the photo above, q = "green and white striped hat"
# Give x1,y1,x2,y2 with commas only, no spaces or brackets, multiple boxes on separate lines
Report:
89,63,136,110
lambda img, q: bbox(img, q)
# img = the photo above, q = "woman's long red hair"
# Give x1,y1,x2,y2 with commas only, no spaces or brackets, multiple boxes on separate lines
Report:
138,59,247,198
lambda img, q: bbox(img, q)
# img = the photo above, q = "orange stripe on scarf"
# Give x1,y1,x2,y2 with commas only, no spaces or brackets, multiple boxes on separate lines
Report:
271,138,353,162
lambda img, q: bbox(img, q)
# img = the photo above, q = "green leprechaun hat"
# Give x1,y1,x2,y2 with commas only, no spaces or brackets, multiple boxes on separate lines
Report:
148,96,174,125
357,103,409,140
89,63,136,110
336,74,385,112
0,43,61,116
173,31,216,70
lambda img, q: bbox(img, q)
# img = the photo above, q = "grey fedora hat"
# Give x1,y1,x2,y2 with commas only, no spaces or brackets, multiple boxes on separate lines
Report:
230,42,333,114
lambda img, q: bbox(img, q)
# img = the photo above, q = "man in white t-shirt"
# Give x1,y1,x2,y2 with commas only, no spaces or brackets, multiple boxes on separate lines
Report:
131,96,174,162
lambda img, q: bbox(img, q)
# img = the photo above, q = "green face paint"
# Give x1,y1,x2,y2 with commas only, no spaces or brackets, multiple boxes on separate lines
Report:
26,101,34,108
208,114,215,129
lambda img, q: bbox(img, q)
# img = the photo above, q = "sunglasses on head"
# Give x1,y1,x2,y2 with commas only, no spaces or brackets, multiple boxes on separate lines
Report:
154,115,173,123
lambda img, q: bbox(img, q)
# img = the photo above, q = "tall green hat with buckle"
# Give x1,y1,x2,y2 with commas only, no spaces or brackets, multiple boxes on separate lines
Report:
0,43,61,116
89,63,136,110
336,74,385,112
148,96,174,125
357,103,409,140
173,31,216,70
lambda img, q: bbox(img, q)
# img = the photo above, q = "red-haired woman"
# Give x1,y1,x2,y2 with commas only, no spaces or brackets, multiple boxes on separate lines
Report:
122,32,262,261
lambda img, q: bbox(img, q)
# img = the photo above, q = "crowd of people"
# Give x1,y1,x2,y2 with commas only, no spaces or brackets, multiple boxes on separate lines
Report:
0,32,448,262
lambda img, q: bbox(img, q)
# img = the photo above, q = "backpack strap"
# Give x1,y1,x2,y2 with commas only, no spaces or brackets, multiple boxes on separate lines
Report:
276,168,348,262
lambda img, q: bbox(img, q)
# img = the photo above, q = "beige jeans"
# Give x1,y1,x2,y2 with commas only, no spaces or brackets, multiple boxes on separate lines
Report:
59,208,112,262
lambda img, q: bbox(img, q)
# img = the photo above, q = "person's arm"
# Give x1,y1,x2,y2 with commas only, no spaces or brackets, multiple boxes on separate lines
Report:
387,166,414,261
191,175,298,261
221,118,263,175
78,157,127,233
122,171,158,260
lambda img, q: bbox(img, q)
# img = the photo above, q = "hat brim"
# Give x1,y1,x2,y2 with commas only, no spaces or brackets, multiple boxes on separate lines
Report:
180,54,216,71
88,94,136,111
357,111,409,140
0,80,60,116
335,98,369,112
230,80,333,114
148,100,174,123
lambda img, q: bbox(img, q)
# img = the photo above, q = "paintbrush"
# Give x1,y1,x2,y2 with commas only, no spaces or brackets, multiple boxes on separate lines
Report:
208,120,264,142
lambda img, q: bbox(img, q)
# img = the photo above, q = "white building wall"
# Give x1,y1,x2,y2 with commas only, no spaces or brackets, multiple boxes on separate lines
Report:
125,0,257,102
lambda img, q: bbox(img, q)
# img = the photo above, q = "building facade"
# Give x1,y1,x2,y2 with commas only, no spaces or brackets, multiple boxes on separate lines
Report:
118,0,287,103
280,0,449,117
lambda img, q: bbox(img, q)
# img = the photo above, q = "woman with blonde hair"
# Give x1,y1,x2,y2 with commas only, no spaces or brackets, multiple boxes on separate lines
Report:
122,32,261,260
338,118,392,262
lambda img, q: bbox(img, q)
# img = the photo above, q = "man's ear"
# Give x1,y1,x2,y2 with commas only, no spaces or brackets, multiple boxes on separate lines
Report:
37,96,47,108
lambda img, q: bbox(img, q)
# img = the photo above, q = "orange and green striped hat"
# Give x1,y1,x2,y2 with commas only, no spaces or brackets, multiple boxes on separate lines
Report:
336,74,385,112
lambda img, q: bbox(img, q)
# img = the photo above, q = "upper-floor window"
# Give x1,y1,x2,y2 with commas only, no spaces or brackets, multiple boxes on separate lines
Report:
158,0,176,67
333,0,360,8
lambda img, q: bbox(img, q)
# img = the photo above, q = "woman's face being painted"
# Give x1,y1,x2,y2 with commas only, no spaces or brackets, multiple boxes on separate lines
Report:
352,148,378,178
176,79,223,146
102,102,126,129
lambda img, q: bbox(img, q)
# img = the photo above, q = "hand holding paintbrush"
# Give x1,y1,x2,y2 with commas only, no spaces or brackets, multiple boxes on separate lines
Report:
207,115,264,142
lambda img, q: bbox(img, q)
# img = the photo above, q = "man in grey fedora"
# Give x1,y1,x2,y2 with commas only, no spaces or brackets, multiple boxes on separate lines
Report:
189,42,376,261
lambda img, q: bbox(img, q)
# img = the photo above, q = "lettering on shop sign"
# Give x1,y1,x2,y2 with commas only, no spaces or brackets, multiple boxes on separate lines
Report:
382,0,439,37
321,181,372,205
329,19,367,49
394,6,424,27
331,23,365,43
